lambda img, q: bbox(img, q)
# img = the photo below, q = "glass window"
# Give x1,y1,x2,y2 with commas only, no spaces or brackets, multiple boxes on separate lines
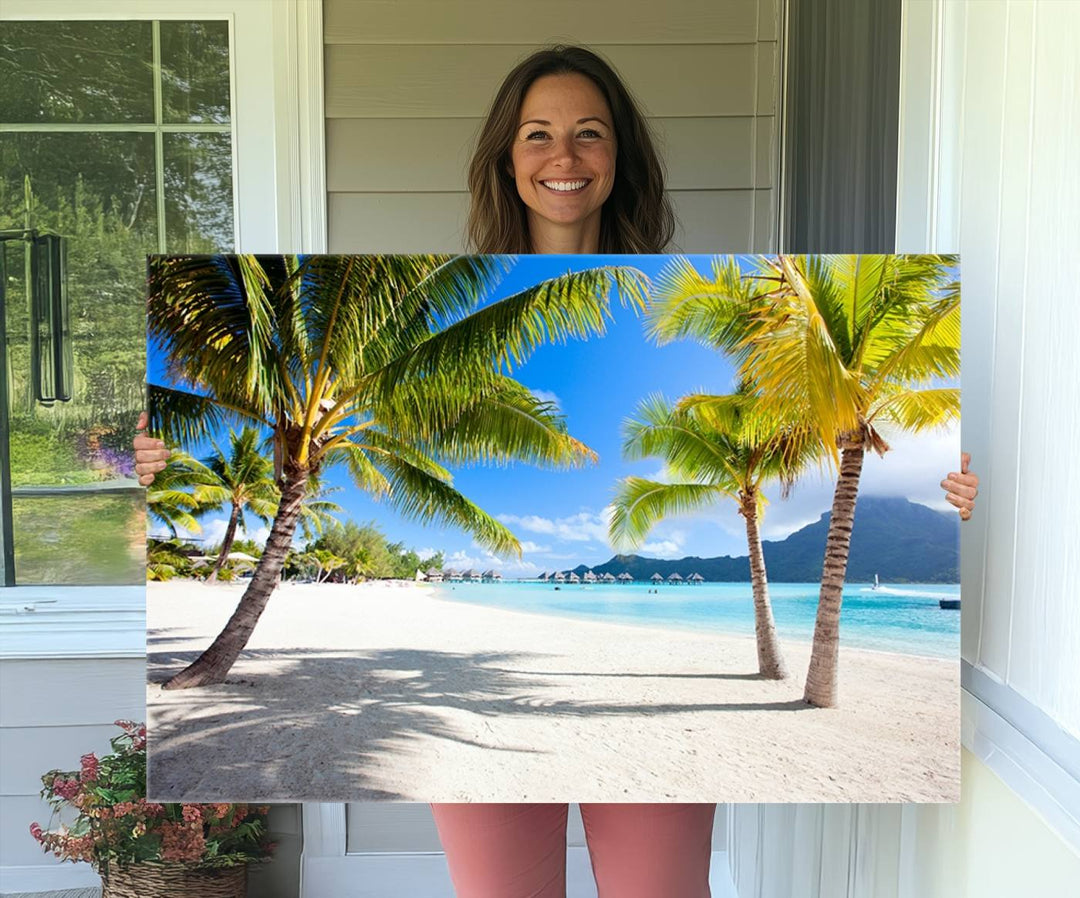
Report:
0,19,235,585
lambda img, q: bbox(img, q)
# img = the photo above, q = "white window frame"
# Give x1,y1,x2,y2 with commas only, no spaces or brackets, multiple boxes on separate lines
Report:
0,0,326,660
1,0,326,254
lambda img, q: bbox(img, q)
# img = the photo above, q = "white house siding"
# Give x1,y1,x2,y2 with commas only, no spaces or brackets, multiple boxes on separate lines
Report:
0,657,145,894
324,0,781,253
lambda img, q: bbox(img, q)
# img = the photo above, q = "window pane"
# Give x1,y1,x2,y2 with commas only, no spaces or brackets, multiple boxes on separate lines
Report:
160,20,232,124
2,133,151,585
12,494,146,585
0,22,154,124
164,132,235,252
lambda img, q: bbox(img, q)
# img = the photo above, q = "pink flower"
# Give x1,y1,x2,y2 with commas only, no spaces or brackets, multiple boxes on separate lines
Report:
52,778,80,801
181,805,202,824
80,753,99,782
30,822,43,842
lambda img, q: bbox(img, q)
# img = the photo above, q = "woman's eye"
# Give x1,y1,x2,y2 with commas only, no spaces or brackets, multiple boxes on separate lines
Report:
524,130,550,141
578,129,602,139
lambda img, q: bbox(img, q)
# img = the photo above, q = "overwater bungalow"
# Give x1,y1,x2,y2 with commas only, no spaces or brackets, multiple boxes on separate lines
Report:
617,572,634,583
463,569,481,581
583,571,597,582
568,572,581,583
553,572,566,582
482,569,502,581
537,572,549,582
602,572,617,583
688,573,705,584
668,572,684,584
425,568,443,583
444,568,460,581
650,573,663,583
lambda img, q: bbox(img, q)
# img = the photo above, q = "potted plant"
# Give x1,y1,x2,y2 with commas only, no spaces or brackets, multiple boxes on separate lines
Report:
30,720,274,897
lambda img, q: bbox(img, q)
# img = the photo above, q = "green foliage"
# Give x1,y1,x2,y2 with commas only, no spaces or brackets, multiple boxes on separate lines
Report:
31,720,273,873
308,519,442,582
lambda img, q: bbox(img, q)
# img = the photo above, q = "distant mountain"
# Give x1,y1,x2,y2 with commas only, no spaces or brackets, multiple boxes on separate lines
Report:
575,497,959,583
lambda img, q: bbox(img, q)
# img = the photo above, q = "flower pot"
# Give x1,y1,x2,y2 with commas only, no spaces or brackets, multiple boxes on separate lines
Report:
101,862,247,898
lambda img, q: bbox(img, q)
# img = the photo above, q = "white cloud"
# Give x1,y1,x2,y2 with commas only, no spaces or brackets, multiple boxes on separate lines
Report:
529,389,562,411
498,510,610,543
445,549,541,578
640,539,683,557
519,540,551,554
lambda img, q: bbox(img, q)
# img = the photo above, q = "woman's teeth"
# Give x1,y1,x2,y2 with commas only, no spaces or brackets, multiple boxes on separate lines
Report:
542,179,589,192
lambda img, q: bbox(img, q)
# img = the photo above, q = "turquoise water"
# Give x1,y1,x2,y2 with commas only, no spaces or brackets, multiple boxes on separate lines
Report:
436,581,961,660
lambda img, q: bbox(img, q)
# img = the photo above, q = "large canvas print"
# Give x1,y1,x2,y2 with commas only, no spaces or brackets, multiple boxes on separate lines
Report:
144,253,961,803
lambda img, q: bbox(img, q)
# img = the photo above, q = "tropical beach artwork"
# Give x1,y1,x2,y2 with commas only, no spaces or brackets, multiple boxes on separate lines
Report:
145,253,961,804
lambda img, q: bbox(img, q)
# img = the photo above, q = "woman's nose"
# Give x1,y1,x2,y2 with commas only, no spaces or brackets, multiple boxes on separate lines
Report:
549,134,579,166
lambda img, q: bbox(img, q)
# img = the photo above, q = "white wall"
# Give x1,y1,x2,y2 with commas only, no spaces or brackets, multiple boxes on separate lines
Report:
729,1,1080,893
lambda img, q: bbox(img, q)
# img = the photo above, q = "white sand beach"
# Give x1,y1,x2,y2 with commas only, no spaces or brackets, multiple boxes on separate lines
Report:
146,579,960,804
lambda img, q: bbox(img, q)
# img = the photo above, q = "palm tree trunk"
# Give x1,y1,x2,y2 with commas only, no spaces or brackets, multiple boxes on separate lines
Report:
803,439,866,708
741,490,789,680
206,502,241,584
162,465,308,690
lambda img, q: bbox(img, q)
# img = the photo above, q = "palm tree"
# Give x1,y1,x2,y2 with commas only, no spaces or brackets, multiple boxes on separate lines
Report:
149,254,647,689
652,255,959,707
196,427,279,583
146,450,218,538
609,390,816,679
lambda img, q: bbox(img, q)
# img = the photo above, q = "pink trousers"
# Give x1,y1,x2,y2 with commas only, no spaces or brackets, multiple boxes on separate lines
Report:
430,803,716,898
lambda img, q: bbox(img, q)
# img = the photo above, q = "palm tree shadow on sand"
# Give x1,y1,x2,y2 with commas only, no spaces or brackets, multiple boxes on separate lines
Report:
145,632,813,803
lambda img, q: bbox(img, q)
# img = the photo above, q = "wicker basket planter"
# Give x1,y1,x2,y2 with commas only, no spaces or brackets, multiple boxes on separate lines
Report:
101,862,247,898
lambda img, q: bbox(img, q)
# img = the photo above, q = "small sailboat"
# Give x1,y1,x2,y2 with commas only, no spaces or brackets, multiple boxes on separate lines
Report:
871,573,880,591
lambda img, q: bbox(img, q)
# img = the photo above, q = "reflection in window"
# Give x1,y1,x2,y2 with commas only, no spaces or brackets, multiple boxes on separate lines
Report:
0,20,235,585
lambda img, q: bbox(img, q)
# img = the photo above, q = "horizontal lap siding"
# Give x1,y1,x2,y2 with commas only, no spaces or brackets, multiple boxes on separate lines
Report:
0,658,145,868
325,1,780,254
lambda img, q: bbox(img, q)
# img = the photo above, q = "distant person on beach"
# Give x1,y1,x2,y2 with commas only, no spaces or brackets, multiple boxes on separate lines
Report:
134,44,979,898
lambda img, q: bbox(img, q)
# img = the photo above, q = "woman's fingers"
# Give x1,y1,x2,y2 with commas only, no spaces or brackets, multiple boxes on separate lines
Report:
133,409,169,486
941,475,978,500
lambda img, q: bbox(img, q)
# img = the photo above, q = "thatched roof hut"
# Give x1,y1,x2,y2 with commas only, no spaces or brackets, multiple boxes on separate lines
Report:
537,572,549,582
650,572,663,582
617,572,633,582
553,572,566,582
568,572,581,583
444,568,460,580
583,571,597,582
668,572,684,583
602,572,617,582
425,568,443,582
689,572,705,583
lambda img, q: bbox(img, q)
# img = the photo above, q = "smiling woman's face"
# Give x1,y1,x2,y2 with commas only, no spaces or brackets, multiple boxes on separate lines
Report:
509,72,617,251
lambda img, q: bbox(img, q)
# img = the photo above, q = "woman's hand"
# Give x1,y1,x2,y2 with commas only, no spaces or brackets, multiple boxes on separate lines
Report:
133,411,170,486
942,452,979,521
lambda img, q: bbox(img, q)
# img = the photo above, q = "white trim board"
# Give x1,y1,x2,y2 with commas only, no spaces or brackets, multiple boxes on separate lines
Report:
0,587,145,659
961,680,1080,853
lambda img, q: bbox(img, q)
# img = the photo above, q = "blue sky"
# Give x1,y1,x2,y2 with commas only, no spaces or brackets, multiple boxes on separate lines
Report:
149,255,961,576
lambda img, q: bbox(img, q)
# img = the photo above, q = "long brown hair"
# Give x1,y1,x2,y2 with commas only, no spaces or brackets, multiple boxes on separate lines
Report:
466,46,675,254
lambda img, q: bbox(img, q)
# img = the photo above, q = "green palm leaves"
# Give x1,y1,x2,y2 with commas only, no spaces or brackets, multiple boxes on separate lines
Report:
610,389,816,680
151,253,646,688
632,254,960,705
